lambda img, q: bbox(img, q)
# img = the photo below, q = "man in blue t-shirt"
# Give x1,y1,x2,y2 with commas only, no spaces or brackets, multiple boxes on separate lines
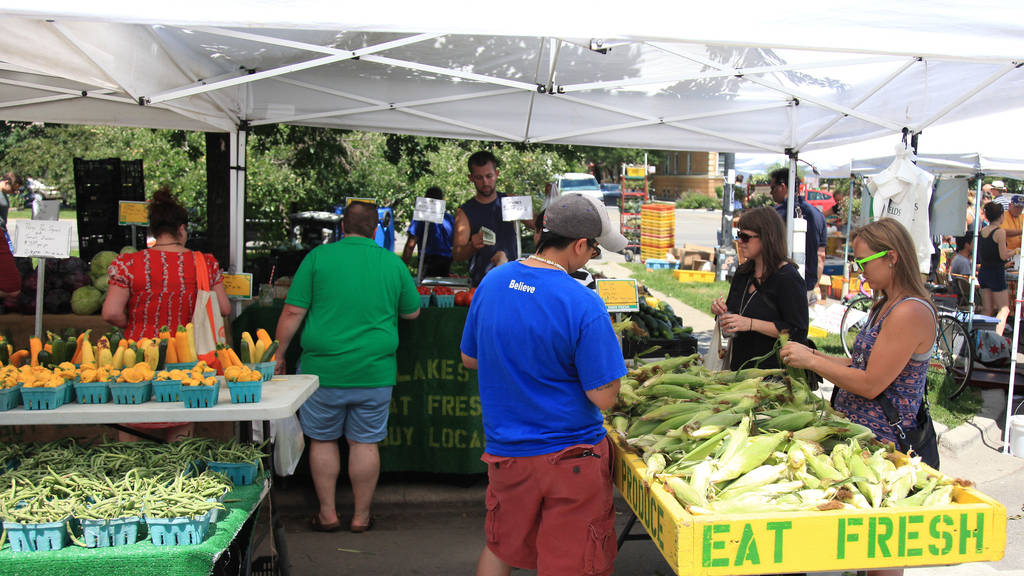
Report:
402,186,455,277
461,193,627,576
770,168,827,303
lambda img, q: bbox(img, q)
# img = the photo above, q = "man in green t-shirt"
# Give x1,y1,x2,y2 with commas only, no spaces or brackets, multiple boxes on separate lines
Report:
275,201,421,533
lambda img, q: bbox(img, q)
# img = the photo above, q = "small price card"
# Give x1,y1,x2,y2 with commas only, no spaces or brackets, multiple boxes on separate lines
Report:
12,220,73,259
118,201,149,226
501,196,534,222
413,197,446,224
596,278,639,312
222,273,254,300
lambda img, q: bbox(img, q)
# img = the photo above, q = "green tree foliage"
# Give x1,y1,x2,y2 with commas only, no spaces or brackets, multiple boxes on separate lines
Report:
0,121,652,245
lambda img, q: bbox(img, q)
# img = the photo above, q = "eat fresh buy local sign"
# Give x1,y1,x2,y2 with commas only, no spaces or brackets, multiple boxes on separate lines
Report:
612,436,1005,574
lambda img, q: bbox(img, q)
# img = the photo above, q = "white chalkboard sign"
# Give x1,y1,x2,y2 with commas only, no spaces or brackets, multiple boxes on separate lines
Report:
413,197,446,224
12,220,73,259
501,196,534,222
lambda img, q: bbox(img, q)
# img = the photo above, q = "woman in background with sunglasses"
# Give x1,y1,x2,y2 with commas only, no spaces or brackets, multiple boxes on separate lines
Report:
781,219,937,454
710,207,808,370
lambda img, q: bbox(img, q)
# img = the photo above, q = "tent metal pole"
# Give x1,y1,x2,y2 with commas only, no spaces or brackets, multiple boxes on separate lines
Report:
787,154,797,258
229,128,247,318
1004,229,1024,453
843,177,855,297
1003,245,1024,453
968,176,983,328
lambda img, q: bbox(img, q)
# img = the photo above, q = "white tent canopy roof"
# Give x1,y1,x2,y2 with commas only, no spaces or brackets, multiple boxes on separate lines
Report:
736,109,1024,179
1,1,1023,152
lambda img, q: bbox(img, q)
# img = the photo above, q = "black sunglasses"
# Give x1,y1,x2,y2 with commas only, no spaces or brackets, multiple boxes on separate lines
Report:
586,238,601,258
736,232,760,243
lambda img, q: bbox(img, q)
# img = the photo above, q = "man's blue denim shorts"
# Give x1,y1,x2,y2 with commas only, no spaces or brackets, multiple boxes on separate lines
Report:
298,386,393,443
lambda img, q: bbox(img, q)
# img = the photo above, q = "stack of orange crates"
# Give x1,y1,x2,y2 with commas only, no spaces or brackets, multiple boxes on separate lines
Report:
640,203,674,262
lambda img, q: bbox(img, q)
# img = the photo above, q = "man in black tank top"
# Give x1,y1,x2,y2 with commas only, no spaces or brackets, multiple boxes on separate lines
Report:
453,151,519,286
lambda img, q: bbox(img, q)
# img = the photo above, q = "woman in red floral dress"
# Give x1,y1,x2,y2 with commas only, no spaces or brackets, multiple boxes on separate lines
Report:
102,186,231,441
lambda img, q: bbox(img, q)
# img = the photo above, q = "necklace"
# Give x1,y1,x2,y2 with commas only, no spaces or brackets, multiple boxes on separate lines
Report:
527,254,567,273
738,276,758,316
152,242,183,248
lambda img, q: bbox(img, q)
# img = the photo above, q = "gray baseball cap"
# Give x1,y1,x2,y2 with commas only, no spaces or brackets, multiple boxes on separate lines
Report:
543,193,628,253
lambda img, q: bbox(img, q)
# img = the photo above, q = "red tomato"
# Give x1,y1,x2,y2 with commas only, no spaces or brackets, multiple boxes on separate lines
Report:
455,292,469,306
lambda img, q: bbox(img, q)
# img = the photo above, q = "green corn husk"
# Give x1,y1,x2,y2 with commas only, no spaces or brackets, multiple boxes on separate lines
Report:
923,485,954,507
796,441,845,483
644,372,708,389
664,476,706,507
679,429,729,463
893,478,938,507
793,425,845,443
640,402,704,422
627,419,660,438
644,453,667,483
690,459,714,497
611,415,629,435
638,384,704,400
882,466,917,506
717,416,751,464
718,463,787,499
710,431,788,484
761,411,817,432
652,413,702,435
830,443,852,477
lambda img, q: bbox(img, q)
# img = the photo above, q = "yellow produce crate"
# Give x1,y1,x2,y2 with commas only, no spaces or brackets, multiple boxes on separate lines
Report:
610,431,1006,576
675,269,715,283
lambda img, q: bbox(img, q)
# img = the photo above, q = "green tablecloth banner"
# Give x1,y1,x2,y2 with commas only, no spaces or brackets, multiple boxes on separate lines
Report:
0,481,266,576
382,306,485,474
231,303,486,475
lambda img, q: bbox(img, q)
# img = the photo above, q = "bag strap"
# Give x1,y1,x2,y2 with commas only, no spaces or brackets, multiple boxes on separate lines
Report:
874,392,910,450
193,252,211,292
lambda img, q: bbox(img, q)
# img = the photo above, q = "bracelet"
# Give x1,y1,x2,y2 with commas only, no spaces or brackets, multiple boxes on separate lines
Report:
749,318,753,331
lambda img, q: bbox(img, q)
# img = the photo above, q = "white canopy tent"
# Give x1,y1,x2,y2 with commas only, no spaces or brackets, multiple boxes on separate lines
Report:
2,1,1024,273
3,3,1024,425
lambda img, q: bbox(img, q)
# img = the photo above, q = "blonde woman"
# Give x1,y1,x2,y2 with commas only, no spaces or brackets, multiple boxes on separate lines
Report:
782,219,936,453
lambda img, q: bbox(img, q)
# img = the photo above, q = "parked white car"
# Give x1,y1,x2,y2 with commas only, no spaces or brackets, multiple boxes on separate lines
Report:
547,173,602,205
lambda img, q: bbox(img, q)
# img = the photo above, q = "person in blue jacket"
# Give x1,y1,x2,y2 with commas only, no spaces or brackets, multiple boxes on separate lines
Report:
402,186,454,277
770,168,827,304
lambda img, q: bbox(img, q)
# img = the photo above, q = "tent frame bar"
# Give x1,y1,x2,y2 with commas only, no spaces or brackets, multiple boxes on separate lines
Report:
914,62,1021,131
795,57,920,150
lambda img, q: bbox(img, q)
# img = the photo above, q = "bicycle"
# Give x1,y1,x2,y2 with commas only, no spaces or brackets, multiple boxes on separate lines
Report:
838,283,975,400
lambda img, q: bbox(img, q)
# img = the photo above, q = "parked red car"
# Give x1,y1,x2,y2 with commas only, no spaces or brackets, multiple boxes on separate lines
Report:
804,188,836,214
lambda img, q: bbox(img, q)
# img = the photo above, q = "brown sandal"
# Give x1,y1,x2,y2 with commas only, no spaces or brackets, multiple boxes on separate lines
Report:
310,513,343,533
349,516,375,533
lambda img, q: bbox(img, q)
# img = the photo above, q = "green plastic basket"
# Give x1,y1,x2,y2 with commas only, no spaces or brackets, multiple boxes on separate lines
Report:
245,362,276,381
205,460,259,486
146,511,212,546
21,384,67,410
228,380,263,404
110,381,152,405
73,380,111,404
164,361,199,371
181,382,220,408
0,386,21,411
152,379,182,402
3,518,71,552
80,516,142,547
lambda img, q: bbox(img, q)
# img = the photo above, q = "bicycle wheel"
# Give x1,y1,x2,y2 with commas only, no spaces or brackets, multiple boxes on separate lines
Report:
840,295,873,357
931,314,974,400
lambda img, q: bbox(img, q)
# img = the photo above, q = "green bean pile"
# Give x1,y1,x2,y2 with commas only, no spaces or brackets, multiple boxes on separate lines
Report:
0,438,261,538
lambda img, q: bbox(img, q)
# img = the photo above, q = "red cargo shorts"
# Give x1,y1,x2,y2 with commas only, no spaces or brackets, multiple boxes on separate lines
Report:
481,435,616,576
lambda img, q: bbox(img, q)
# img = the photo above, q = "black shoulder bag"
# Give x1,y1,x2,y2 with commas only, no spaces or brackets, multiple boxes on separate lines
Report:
875,393,940,469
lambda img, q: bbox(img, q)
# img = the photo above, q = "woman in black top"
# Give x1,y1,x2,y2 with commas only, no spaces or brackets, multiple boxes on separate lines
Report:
978,201,1017,335
711,207,809,370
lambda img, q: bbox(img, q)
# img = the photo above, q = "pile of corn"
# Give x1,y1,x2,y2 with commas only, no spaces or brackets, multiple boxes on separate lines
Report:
608,353,967,514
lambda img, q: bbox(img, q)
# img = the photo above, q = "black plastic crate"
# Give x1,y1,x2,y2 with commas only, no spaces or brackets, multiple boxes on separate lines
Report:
622,335,698,359
73,158,145,260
